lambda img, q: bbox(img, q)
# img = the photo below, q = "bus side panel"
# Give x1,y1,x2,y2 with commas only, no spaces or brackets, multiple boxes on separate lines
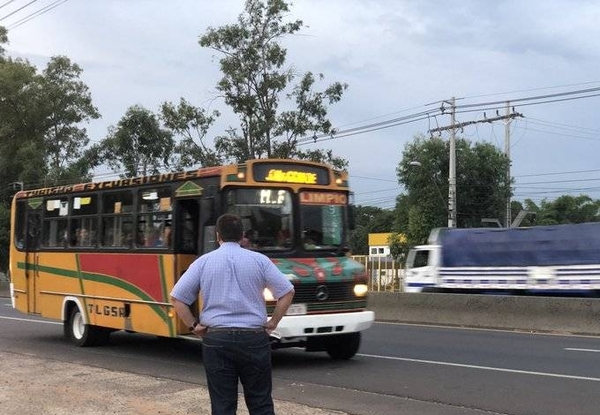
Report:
12,248,199,338
172,253,201,335
10,249,29,314
25,252,179,338
76,253,176,337
35,252,83,320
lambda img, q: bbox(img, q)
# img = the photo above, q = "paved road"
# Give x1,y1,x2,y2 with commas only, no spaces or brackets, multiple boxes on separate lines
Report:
4,288,600,415
0,291,492,415
1,284,347,415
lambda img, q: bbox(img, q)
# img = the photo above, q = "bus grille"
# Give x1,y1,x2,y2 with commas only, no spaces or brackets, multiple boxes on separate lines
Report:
292,282,355,303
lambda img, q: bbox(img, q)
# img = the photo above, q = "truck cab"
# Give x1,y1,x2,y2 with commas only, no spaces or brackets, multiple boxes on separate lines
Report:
403,244,440,292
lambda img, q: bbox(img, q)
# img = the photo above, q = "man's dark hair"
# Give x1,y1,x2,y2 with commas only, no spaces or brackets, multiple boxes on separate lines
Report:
216,214,244,242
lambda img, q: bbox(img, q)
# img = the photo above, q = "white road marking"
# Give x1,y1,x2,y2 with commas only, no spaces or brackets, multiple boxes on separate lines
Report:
357,353,600,382
565,348,600,353
3,307,599,382
0,315,60,325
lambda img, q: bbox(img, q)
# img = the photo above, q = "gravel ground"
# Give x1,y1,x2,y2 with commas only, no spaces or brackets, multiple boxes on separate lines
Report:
0,350,347,415
0,286,346,415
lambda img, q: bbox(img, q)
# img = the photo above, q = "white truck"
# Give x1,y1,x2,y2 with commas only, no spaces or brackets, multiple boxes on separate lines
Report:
404,222,600,295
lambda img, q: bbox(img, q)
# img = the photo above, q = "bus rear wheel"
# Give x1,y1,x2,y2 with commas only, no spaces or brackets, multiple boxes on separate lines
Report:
64,306,110,347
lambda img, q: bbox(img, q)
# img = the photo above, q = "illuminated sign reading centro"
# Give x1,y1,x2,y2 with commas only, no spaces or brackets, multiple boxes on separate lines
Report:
264,169,317,184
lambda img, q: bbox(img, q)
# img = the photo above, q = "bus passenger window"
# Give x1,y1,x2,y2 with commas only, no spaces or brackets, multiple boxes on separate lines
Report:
101,191,134,248
42,197,69,248
137,188,171,249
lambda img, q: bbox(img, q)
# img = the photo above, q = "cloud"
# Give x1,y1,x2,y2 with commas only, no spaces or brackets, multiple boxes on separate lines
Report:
4,0,600,207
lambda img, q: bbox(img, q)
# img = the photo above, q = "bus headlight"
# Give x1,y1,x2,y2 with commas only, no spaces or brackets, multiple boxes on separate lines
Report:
263,288,275,301
354,284,368,297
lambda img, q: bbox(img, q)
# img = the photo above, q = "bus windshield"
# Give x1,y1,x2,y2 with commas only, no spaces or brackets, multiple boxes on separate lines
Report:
225,188,293,251
300,195,347,251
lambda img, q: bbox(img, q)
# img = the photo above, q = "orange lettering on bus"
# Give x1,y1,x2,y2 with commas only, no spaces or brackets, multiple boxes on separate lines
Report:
300,192,347,205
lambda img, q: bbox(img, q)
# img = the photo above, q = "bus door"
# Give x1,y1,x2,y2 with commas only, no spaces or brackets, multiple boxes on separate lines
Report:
172,196,218,275
171,197,215,333
24,210,42,314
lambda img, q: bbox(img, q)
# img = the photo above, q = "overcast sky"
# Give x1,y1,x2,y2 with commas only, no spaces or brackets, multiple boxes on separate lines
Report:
3,0,600,210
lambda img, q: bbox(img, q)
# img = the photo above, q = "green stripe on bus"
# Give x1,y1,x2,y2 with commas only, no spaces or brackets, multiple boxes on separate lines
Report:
17,261,170,325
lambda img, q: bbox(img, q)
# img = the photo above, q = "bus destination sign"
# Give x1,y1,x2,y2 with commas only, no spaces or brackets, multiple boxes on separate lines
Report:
253,163,330,185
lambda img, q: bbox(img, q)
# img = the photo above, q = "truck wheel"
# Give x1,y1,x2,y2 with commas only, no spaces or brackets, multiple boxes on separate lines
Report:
64,306,109,347
326,332,361,360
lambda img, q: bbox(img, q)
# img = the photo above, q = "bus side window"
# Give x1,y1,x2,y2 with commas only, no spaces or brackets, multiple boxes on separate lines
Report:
14,200,27,249
70,195,98,247
176,199,200,254
101,191,133,248
137,187,172,249
41,197,68,248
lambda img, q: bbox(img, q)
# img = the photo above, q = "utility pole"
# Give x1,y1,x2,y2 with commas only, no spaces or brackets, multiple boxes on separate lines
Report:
429,102,523,229
448,97,457,228
504,101,511,227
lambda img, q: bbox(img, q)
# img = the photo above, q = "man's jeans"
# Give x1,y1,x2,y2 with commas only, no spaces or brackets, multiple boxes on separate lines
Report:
202,329,274,415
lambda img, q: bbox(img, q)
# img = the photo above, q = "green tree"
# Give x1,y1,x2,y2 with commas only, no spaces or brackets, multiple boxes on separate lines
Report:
41,56,100,185
0,58,46,201
396,134,511,244
0,29,46,272
349,205,394,255
529,195,600,225
200,0,348,169
0,26,7,57
160,98,221,169
388,232,409,262
100,105,174,177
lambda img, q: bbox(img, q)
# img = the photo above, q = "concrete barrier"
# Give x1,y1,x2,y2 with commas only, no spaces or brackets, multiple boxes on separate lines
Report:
3,286,599,336
368,292,600,335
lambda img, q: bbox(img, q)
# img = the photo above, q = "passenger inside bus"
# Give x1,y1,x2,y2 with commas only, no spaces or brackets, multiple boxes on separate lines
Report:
76,228,93,246
162,225,171,246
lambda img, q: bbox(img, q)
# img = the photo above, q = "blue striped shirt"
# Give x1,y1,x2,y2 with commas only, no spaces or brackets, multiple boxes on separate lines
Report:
170,242,294,328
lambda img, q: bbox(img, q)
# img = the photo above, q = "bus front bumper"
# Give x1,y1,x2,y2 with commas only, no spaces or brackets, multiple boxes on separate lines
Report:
272,310,375,339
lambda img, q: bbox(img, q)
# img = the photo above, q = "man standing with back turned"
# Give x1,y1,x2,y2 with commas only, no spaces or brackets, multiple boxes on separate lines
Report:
171,214,295,415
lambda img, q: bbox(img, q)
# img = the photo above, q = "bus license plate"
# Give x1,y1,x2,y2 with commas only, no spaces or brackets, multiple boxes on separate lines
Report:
286,304,307,315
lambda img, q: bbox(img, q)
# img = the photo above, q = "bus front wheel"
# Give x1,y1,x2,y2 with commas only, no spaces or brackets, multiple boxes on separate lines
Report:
325,332,361,360
64,306,110,347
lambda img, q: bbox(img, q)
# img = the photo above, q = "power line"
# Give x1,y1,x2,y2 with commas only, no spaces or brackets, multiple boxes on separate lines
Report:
512,126,600,142
460,81,600,101
455,86,600,110
351,175,397,183
0,0,18,11
0,0,38,22
517,177,600,186
525,117,600,135
7,0,68,29
297,113,435,146
297,86,600,147
515,168,600,178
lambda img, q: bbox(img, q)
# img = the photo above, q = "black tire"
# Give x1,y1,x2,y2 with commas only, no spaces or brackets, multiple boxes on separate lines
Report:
325,332,361,360
64,306,109,347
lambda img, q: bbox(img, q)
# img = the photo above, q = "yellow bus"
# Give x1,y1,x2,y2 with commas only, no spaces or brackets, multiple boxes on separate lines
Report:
9,159,374,359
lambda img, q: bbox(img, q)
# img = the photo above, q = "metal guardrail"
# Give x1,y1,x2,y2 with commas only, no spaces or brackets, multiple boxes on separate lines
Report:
351,255,404,292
